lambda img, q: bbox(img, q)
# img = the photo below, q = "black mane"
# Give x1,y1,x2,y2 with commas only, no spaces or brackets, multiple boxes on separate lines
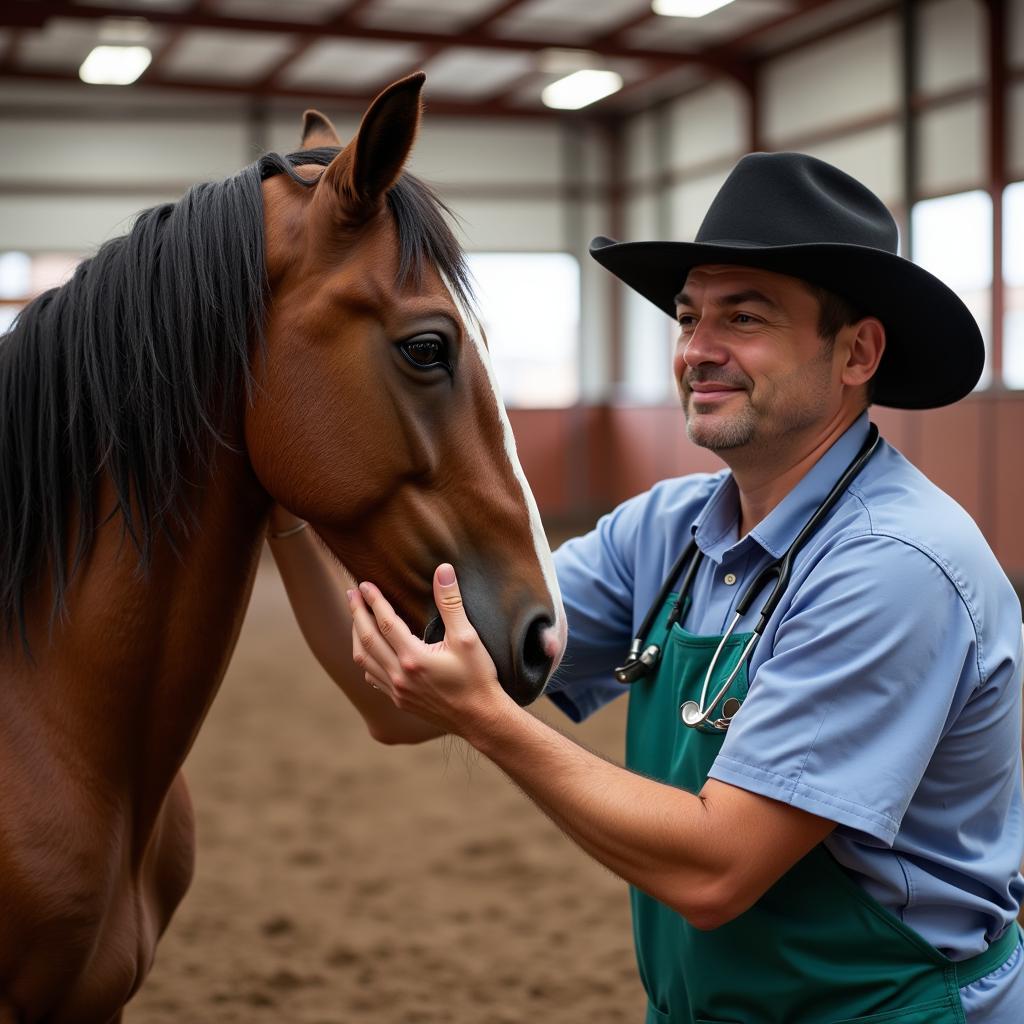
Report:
0,146,473,644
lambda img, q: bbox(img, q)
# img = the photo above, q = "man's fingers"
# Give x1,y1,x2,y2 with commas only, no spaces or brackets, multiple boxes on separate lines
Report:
432,563,476,644
348,588,402,678
357,581,417,656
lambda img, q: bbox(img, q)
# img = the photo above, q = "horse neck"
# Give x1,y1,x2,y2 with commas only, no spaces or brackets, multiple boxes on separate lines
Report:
2,443,271,837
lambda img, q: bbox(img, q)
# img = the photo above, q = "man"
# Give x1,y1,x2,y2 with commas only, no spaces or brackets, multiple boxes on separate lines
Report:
285,153,1024,1022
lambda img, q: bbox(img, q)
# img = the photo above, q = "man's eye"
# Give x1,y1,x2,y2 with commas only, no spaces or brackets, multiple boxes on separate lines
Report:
734,313,756,324
399,334,449,370
678,315,697,329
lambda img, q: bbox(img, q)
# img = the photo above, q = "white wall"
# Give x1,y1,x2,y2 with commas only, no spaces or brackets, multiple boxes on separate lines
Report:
1011,0,1024,182
799,125,903,208
1011,0,1024,69
0,193,179,252
665,81,747,174
1012,84,1024,181
0,82,615,402
762,16,901,146
917,0,985,95
919,99,986,197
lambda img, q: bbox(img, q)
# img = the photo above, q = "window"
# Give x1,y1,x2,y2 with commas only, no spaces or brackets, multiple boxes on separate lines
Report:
0,251,82,334
466,252,580,408
1004,182,1024,389
621,287,677,404
911,190,993,389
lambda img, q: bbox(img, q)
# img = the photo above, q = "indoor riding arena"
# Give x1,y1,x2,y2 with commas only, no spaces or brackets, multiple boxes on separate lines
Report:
1,2,1024,1023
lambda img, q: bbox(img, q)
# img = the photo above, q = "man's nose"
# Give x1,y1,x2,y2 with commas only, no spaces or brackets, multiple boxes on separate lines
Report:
680,320,728,369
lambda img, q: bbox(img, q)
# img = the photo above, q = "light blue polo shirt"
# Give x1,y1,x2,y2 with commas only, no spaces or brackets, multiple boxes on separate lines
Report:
548,412,1024,1022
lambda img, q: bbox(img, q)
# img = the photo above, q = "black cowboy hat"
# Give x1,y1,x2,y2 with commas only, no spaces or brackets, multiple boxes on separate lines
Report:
590,151,984,410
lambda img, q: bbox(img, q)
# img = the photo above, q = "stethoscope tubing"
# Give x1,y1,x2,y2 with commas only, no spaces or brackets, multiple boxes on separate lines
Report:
617,423,882,729
684,613,760,728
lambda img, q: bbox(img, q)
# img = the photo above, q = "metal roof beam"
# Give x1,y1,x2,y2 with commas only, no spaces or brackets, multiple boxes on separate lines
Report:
0,65,556,118
1,1,739,76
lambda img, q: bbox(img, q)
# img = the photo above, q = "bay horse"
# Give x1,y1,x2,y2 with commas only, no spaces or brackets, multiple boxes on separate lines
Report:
0,73,566,1022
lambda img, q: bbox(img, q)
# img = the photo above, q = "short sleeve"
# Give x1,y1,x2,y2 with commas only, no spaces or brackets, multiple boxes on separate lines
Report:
709,534,979,844
546,492,649,723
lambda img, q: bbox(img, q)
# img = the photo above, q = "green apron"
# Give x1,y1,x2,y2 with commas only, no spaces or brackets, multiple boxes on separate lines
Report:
625,595,1020,1024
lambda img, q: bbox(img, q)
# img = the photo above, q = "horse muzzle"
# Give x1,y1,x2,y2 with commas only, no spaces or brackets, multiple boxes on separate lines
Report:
423,602,557,707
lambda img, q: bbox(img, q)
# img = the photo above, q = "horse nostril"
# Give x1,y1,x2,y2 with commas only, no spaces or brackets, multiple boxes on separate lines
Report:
518,613,554,697
423,613,445,644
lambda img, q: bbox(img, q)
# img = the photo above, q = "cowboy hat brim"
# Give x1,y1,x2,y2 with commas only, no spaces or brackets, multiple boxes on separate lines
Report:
589,236,985,410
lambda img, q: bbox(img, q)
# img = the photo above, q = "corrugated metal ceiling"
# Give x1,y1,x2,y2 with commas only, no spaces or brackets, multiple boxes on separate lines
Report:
0,0,893,115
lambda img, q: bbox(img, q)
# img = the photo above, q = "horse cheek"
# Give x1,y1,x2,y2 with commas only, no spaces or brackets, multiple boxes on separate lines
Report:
243,353,396,524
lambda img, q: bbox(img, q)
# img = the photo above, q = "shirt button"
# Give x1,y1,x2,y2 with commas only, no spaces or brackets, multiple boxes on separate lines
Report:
724,573,737,586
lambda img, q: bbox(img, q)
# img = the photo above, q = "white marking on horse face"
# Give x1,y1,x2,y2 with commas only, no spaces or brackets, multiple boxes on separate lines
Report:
444,279,567,681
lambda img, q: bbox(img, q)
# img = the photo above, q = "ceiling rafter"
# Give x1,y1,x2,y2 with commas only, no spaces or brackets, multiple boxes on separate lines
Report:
0,64,554,118
700,0,852,60
0,0,889,117
585,2,660,47
252,0,378,91
583,0,853,114
140,0,210,83
1,1,741,76
389,0,535,87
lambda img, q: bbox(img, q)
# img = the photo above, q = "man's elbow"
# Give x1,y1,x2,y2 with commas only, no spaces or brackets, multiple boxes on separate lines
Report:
664,874,755,932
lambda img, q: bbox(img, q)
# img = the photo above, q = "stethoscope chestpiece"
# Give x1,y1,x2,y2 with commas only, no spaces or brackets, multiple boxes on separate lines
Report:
681,696,742,731
679,700,704,727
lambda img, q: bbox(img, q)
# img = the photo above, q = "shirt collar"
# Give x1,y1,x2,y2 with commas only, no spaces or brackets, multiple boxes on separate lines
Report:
692,411,871,563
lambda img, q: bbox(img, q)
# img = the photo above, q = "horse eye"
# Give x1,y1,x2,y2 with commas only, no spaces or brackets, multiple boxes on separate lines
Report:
399,333,449,371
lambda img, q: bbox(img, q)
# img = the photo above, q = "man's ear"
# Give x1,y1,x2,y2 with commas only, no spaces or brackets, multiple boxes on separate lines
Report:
313,72,425,221
841,316,886,390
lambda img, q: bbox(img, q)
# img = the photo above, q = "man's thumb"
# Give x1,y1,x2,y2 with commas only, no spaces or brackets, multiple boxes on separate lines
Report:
434,563,469,629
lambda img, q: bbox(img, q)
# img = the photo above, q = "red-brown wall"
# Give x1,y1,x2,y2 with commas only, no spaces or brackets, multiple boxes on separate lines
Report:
509,394,1024,582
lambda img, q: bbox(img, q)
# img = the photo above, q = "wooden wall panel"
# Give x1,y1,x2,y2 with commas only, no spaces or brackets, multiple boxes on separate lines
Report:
993,398,1024,575
915,401,986,526
507,408,573,521
511,394,1024,580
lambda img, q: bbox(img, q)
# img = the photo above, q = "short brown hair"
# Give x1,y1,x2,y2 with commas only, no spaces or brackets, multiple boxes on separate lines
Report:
803,282,877,402
804,283,866,345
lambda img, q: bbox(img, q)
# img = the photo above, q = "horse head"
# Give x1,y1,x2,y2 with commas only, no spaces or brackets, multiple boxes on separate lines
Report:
246,74,566,705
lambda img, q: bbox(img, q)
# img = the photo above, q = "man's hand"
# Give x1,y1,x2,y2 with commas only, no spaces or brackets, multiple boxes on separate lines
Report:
349,567,834,927
348,564,515,739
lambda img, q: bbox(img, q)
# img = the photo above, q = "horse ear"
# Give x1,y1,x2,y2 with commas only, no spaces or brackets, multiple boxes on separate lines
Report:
317,72,425,217
301,109,342,149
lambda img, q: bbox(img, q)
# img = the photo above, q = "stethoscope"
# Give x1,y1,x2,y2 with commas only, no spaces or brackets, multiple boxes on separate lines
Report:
614,424,882,731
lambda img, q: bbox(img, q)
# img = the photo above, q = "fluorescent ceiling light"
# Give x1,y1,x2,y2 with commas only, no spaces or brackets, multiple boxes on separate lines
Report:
79,45,152,86
652,0,736,17
542,69,623,110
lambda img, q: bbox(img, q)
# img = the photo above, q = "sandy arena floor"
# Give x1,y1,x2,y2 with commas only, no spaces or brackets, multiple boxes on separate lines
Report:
126,551,646,1023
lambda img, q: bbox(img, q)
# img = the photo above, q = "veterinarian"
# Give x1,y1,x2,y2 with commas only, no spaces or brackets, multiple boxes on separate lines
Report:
278,152,1024,1022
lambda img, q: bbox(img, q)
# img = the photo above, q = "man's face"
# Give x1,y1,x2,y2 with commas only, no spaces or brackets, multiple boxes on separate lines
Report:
673,265,840,455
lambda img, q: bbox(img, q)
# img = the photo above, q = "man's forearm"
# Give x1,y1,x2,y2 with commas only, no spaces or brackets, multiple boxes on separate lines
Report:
465,703,725,924
347,570,834,918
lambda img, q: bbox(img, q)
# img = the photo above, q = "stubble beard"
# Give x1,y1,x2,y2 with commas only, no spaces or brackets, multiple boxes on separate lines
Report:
684,394,757,451
682,358,834,455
